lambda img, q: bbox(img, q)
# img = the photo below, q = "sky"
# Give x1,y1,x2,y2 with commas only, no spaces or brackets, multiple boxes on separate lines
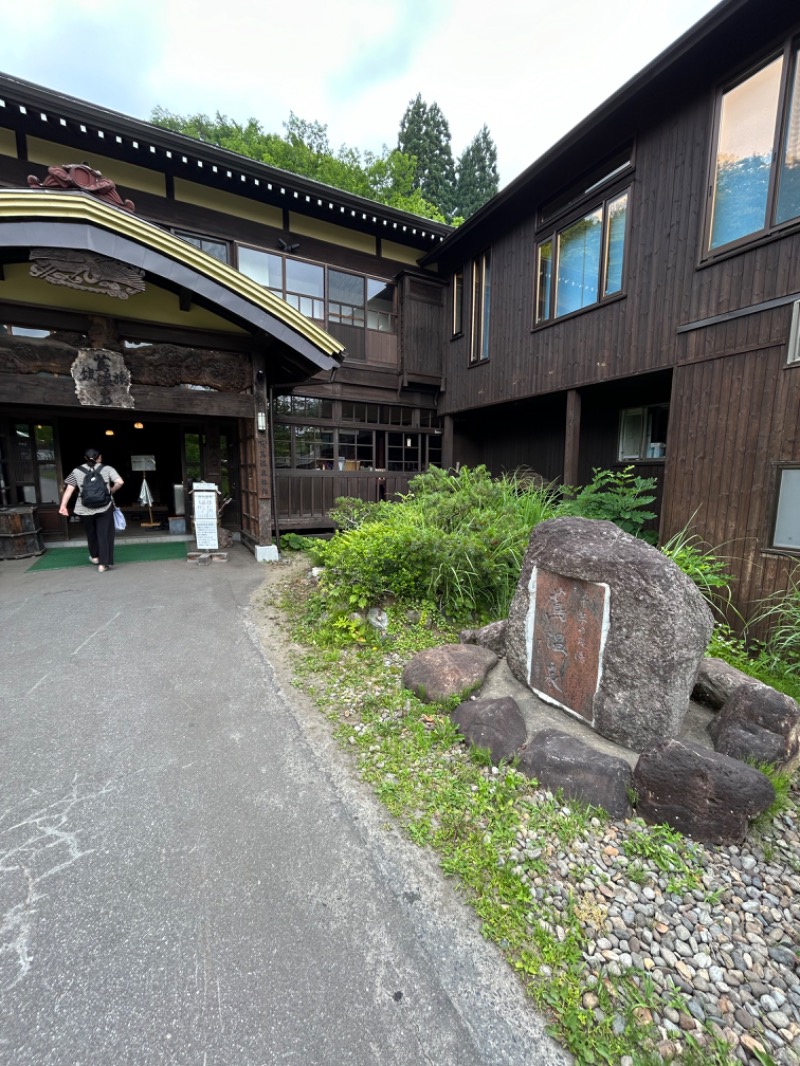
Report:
0,0,723,190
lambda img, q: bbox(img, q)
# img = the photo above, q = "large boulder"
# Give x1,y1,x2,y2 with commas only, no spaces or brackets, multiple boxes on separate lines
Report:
506,518,714,751
451,696,527,764
402,644,498,703
632,739,775,845
708,683,800,773
517,729,633,819
693,657,752,709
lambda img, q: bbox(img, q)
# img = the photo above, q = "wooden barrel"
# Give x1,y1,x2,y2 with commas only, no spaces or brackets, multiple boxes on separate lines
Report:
0,506,46,559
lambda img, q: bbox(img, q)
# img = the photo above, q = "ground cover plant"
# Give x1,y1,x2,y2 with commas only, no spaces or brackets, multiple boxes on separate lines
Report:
261,564,798,1066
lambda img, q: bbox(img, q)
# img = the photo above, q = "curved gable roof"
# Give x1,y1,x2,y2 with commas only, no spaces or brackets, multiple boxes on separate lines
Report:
0,188,346,375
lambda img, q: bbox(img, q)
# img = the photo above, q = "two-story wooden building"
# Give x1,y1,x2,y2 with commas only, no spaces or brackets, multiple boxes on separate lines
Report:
2,0,799,626
0,77,450,556
422,0,800,625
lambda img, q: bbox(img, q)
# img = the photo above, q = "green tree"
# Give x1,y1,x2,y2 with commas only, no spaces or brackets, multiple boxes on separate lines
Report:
398,94,457,219
455,125,499,220
150,106,446,222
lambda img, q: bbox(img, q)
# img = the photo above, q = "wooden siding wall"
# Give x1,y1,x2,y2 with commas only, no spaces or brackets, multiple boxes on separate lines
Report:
439,90,800,419
400,276,445,382
663,332,800,622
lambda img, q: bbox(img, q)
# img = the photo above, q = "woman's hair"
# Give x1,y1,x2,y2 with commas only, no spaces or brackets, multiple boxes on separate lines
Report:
84,448,101,465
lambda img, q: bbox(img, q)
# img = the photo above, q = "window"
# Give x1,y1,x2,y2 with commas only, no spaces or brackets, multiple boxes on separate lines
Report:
329,270,365,327
470,251,491,363
174,230,230,263
708,42,800,252
452,269,464,336
773,466,800,550
274,395,333,419
618,404,668,460
236,249,395,334
12,422,58,504
536,191,629,322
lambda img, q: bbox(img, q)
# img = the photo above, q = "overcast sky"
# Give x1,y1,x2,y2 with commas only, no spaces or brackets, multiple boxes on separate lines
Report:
1,0,722,189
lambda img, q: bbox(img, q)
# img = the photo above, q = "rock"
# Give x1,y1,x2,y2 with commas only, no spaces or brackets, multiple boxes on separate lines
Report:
451,696,527,763
367,607,389,634
693,657,752,709
506,518,713,751
632,739,775,845
459,620,507,658
401,644,498,703
709,683,800,773
518,729,633,819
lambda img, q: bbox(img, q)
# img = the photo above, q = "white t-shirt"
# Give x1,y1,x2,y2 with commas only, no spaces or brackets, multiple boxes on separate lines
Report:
65,464,121,516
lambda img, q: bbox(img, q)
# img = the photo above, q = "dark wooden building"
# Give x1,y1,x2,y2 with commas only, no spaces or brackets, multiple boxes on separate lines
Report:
2,0,799,628
421,0,800,627
0,77,450,556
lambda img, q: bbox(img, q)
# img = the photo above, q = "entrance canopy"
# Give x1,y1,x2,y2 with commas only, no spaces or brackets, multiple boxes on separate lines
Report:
0,188,346,379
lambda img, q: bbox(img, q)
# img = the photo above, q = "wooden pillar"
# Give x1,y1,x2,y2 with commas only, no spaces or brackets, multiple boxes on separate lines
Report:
252,356,274,548
442,414,455,470
564,389,581,486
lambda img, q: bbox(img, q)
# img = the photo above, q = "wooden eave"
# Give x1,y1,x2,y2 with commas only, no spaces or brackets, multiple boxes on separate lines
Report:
0,73,452,253
0,187,346,376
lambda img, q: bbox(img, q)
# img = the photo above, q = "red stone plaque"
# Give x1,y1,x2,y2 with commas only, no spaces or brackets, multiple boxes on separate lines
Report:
529,570,608,721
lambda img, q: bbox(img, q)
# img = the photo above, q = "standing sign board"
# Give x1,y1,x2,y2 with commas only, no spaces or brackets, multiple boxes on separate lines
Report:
192,482,219,550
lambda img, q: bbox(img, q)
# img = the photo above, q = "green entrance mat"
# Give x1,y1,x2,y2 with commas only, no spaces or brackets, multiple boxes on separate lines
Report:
27,541,188,572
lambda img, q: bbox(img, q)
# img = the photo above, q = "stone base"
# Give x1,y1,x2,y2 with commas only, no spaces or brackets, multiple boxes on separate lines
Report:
255,544,280,562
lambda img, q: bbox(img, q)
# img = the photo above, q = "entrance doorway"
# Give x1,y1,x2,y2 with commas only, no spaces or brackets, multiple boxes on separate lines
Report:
0,412,240,541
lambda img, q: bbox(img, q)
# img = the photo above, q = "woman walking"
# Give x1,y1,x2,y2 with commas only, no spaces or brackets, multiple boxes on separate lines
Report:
59,448,124,572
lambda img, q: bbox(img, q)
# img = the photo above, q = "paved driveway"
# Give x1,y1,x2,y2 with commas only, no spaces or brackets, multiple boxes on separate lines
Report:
0,548,568,1066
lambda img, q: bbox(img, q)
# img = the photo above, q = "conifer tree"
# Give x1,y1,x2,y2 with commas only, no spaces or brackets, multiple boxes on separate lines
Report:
398,94,456,218
455,125,499,220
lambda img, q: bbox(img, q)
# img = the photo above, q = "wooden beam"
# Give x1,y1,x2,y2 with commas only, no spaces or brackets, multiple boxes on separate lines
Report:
0,373,254,417
564,389,581,485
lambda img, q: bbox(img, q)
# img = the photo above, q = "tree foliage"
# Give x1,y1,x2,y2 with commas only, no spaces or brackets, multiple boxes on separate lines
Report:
455,125,499,220
150,106,447,222
398,94,457,219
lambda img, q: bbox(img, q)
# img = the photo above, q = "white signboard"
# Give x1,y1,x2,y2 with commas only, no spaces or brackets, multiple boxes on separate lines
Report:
192,482,219,550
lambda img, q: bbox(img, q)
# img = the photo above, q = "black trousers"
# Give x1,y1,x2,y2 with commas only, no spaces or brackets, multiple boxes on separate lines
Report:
80,507,116,566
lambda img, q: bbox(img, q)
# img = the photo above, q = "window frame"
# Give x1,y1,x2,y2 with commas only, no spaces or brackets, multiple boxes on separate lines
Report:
535,185,631,326
173,229,232,264
617,403,669,462
769,462,800,553
704,38,800,257
235,245,397,335
469,250,492,364
452,268,464,338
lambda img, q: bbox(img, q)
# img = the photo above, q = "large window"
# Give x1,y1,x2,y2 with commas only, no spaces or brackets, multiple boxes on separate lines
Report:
12,423,58,504
273,397,441,472
708,42,800,251
536,191,629,322
470,251,491,363
237,249,395,333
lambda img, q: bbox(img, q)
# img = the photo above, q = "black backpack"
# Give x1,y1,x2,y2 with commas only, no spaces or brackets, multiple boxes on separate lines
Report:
80,464,112,509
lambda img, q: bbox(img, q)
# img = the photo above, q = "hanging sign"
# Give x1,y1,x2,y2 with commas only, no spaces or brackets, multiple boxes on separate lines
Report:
71,348,134,408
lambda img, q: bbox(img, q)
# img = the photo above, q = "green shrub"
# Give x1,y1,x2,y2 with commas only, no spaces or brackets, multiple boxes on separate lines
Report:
557,466,656,537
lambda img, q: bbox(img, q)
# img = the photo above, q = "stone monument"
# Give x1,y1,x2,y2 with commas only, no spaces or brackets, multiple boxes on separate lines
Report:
506,517,714,751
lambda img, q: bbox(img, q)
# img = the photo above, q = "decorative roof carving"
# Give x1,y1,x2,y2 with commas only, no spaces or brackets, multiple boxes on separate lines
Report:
27,163,135,212
29,248,146,300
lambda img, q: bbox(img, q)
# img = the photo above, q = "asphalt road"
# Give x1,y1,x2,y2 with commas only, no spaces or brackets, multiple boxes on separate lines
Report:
0,546,569,1066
